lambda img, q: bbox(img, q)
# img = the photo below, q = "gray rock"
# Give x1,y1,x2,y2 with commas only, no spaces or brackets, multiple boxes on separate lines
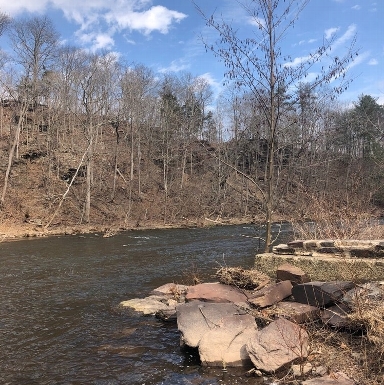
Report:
292,281,355,307
246,318,308,373
342,282,384,306
198,314,257,367
176,301,250,348
321,303,352,329
273,244,296,255
120,296,170,315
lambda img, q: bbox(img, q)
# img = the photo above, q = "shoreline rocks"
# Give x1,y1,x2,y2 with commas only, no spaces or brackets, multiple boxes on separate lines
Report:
119,250,384,383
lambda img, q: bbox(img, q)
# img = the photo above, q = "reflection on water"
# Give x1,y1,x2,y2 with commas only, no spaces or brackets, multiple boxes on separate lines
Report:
0,224,292,384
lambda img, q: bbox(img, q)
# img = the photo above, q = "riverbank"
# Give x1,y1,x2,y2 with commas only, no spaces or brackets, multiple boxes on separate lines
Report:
0,217,256,242
2,215,384,243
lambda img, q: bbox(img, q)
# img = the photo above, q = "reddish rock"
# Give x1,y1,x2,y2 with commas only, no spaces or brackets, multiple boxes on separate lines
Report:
246,318,308,372
277,263,310,285
185,282,247,304
247,280,293,308
292,281,355,307
177,301,258,366
275,301,320,323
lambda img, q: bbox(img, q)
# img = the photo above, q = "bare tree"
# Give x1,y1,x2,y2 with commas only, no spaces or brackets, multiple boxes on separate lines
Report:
196,0,357,251
9,16,59,104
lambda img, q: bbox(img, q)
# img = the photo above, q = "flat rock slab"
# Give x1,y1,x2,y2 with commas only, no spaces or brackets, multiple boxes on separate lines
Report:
198,314,257,367
185,282,248,303
247,280,293,308
292,281,355,307
120,295,171,315
246,318,308,373
302,371,355,384
275,301,320,324
176,301,252,348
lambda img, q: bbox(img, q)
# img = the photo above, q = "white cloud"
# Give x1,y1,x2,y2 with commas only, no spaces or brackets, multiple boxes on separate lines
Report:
325,27,340,40
368,58,378,65
198,72,221,91
158,59,190,73
111,5,187,36
351,5,361,10
248,16,266,30
0,0,187,50
330,24,356,51
284,55,311,68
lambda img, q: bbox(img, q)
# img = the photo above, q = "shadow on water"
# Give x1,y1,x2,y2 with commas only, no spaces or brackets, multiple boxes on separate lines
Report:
0,223,292,385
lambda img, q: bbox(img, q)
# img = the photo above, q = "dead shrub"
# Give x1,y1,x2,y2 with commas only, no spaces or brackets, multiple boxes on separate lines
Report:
215,266,270,290
291,193,382,240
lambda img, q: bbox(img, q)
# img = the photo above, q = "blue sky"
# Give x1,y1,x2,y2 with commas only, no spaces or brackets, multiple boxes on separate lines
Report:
0,0,382,105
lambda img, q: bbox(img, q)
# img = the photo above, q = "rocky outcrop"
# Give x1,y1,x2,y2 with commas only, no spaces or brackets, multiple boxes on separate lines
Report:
120,259,373,384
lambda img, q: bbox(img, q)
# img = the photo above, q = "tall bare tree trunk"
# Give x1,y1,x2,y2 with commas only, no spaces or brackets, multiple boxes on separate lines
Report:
1,103,28,206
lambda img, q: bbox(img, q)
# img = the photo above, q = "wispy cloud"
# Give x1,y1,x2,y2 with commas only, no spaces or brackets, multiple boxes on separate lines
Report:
283,55,311,68
351,5,361,11
368,58,378,65
248,16,266,29
325,27,340,40
158,59,190,73
330,24,356,51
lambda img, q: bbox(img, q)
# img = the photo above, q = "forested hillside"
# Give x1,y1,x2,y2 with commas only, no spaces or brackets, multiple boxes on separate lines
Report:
0,14,383,237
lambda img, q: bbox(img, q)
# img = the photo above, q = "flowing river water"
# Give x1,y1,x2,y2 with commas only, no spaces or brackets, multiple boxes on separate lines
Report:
0,223,292,385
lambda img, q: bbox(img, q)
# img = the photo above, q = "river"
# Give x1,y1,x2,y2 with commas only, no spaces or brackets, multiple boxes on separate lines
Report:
0,223,292,385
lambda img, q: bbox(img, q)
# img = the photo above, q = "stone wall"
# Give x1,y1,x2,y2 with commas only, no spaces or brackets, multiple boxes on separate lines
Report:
255,239,384,282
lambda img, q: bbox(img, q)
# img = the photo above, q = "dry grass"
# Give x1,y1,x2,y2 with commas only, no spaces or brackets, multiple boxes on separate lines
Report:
215,266,271,290
291,194,383,240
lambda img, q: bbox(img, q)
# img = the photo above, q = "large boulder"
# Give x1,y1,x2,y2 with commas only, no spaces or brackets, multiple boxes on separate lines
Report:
185,282,248,304
198,316,257,367
177,301,257,367
246,318,308,372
